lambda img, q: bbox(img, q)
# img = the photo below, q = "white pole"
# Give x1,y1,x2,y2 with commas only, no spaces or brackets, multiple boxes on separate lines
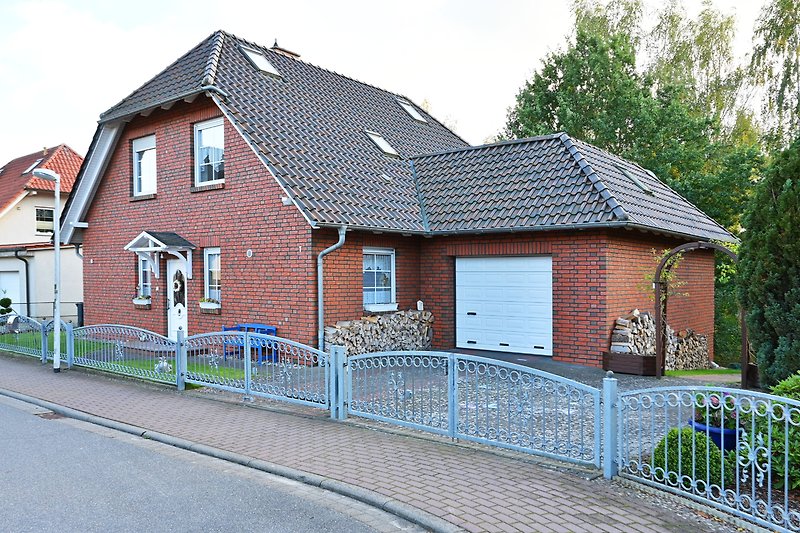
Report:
53,172,61,372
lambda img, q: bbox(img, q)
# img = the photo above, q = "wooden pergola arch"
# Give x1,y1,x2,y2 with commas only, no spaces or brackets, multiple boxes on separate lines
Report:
653,241,754,388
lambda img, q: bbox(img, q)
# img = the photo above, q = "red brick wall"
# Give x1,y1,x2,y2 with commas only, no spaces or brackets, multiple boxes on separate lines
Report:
81,97,317,344
312,229,421,326
419,232,610,367
606,234,716,360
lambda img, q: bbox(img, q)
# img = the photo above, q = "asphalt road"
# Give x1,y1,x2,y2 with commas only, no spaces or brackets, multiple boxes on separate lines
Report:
0,395,422,533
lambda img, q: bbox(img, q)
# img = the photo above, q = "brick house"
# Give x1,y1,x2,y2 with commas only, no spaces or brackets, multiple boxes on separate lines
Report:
0,145,84,323
62,31,733,367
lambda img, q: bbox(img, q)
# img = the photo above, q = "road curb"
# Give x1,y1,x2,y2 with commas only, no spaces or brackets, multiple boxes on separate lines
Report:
0,387,464,533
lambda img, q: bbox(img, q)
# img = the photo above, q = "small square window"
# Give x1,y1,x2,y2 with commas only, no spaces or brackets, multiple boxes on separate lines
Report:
365,130,399,157
363,247,397,312
194,118,225,186
138,257,152,297
204,248,221,302
35,207,54,234
24,159,43,174
132,135,156,196
240,45,281,77
397,100,427,123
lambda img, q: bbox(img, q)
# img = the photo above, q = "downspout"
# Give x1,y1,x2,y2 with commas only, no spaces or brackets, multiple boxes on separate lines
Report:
74,243,83,259
317,226,347,350
13,250,30,316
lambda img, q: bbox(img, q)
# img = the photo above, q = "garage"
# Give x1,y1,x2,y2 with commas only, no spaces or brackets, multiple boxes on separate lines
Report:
455,256,553,356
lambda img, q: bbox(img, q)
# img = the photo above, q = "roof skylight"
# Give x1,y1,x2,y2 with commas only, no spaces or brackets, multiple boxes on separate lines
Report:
615,164,654,195
365,130,399,157
397,100,427,123
240,45,281,77
24,159,43,174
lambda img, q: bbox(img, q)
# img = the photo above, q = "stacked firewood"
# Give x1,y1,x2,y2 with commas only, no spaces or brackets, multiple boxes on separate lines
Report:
324,310,434,355
609,309,709,370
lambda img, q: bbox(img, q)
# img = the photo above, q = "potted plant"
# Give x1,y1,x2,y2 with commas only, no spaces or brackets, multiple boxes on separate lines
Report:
688,392,742,452
132,294,151,306
199,297,220,310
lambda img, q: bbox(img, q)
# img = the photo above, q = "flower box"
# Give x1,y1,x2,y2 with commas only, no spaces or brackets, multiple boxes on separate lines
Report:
687,419,741,452
199,301,220,310
132,298,151,309
602,351,657,376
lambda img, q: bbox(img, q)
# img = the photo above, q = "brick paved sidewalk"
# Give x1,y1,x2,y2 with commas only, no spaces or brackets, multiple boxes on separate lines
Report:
0,354,729,533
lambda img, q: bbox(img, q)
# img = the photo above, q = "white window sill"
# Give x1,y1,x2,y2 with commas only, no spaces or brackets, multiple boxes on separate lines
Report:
364,303,398,313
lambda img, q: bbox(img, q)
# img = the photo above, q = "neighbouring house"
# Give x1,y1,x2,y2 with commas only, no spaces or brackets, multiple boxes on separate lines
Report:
0,145,84,323
61,31,733,367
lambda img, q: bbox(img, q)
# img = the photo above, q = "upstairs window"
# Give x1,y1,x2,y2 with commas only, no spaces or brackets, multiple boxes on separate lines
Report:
204,247,221,302
35,207,54,234
24,159,44,174
397,99,427,123
240,45,281,77
363,247,397,312
138,257,152,297
365,130,399,157
132,135,156,196
194,118,225,185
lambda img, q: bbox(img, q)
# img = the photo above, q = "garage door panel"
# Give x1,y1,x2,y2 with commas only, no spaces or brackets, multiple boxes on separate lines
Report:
455,256,552,356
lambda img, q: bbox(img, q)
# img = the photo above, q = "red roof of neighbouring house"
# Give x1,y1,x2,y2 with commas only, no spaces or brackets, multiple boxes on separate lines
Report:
0,145,83,214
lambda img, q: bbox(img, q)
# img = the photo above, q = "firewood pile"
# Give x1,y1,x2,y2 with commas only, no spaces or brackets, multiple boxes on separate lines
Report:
609,309,709,370
324,310,434,355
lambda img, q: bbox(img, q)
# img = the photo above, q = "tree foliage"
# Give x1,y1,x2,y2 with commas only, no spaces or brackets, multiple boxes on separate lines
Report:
738,138,800,385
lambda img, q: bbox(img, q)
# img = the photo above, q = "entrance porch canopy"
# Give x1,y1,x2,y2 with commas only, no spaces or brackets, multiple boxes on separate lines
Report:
124,231,196,279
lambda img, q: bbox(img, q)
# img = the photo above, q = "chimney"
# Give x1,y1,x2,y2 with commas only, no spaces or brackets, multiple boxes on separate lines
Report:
271,39,300,60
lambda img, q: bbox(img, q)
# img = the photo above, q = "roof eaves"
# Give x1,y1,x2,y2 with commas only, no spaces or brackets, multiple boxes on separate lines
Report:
559,133,629,222
99,87,225,124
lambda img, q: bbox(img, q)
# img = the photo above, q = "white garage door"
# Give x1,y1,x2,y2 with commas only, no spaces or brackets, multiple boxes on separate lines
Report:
0,271,21,311
456,256,552,356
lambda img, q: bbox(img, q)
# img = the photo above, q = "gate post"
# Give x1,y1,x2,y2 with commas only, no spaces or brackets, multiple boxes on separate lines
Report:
603,371,618,479
329,345,347,420
40,323,47,364
243,331,252,400
176,328,185,391
447,354,457,439
65,323,74,369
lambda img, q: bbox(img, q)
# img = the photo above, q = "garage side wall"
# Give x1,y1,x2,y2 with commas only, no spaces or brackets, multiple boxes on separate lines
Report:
420,232,609,367
606,235,716,360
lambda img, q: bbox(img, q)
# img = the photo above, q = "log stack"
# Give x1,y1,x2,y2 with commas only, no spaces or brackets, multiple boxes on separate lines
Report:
608,309,709,370
324,310,434,355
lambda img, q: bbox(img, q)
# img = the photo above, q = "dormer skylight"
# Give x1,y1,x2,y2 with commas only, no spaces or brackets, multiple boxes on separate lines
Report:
615,164,654,195
365,130,399,157
24,158,43,174
397,99,427,123
240,45,281,77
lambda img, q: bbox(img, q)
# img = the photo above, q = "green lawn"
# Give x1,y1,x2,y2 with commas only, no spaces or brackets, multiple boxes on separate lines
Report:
665,368,740,377
117,357,246,380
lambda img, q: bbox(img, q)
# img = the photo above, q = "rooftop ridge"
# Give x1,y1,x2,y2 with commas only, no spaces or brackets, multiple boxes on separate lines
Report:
201,30,226,86
559,133,629,222
410,133,565,161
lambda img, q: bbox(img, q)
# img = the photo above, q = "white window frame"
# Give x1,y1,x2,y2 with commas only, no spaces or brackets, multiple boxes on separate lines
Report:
24,158,43,174
397,99,427,123
365,130,399,157
240,45,281,77
132,134,157,196
362,247,397,312
194,118,225,186
34,206,54,234
203,247,221,302
138,256,152,297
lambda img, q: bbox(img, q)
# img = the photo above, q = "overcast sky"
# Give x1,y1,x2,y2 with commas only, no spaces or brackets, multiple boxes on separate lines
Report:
0,0,764,164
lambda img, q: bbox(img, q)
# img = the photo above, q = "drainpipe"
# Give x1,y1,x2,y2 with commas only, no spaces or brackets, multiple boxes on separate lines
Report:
74,244,83,259
317,226,346,350
13,250,30,316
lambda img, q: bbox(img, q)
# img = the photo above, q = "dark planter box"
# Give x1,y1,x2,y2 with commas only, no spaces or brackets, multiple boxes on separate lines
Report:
603,351,657,376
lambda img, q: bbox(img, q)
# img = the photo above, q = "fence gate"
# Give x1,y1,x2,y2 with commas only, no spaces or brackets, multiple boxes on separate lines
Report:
183,331,331,410
340,350,602,468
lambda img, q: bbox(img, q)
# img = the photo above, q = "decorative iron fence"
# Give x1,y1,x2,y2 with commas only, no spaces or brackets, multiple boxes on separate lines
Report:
43,319,73,366
340,351,602,468
617,386,800,532
71,325,178,384
0,313,44,358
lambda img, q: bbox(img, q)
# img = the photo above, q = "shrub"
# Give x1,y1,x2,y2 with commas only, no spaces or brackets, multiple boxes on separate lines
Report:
653,427,735,486
737,138,800,386
0,297,12,315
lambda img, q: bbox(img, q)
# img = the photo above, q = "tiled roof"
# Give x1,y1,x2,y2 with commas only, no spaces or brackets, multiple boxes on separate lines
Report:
0,145,83,215
87,31,732,242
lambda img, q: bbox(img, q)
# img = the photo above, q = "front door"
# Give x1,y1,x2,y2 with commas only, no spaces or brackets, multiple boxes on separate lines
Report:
166,259,188,340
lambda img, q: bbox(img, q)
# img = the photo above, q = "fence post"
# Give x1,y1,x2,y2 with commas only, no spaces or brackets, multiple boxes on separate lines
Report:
329,345,346,420
65,323,74,369
243,331,252,401
40,323,47,364
176,328,185,391
448,354,457,439
603,371,619,479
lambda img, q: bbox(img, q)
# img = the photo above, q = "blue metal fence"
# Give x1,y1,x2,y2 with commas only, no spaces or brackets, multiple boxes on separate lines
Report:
0,313,44,358
342,351,602,468
618,386,800,532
